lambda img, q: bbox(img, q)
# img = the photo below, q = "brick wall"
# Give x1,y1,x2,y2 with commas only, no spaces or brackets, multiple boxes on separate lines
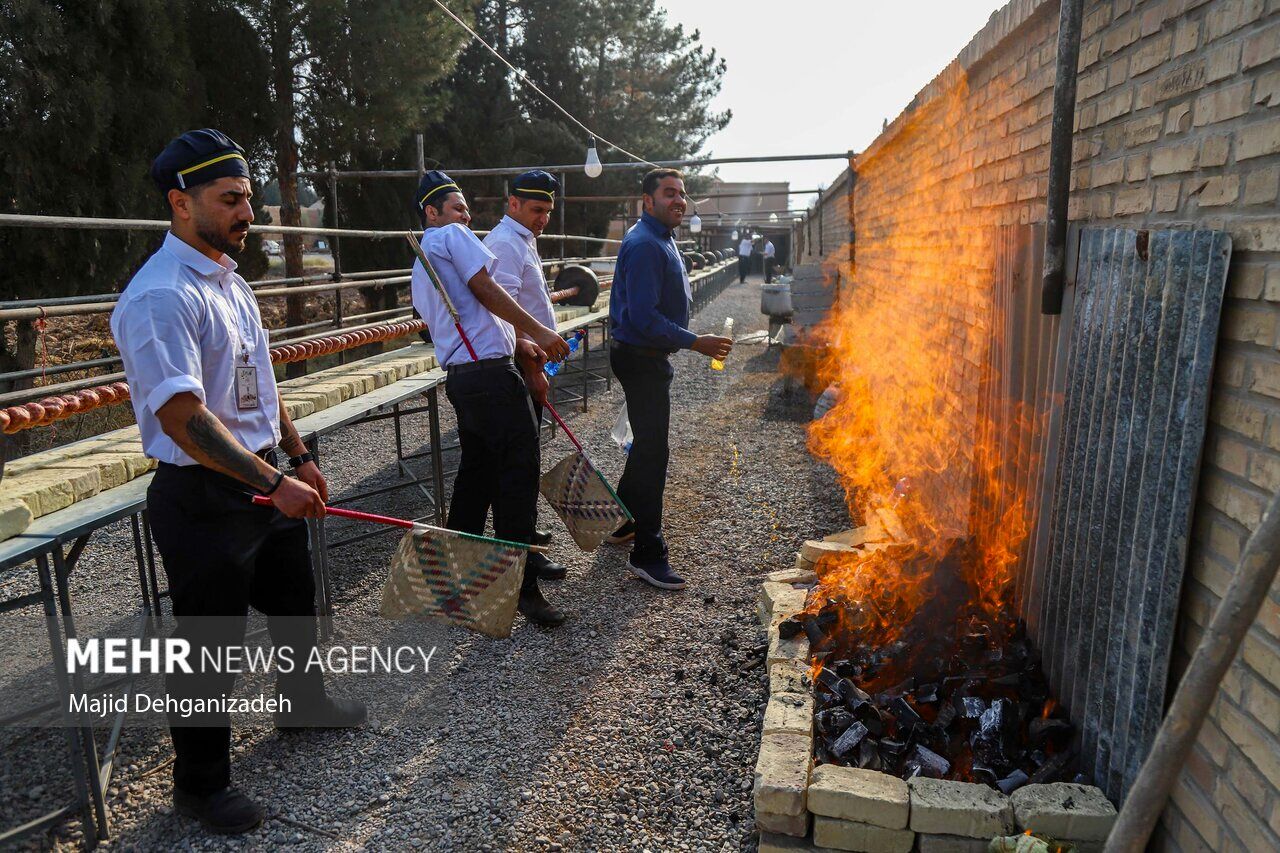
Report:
808,0,1280,848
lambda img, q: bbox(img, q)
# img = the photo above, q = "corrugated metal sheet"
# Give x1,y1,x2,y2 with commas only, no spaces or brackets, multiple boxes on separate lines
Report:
1033,226,1231,802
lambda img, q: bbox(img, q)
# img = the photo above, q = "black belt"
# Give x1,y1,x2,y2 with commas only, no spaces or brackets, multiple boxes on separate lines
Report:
447,355,513,374
611,340,673,359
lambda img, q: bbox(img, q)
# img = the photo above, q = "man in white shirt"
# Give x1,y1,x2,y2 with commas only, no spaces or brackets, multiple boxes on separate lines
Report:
409,171,570,626
483,170,566,582
763,239,777,283
111,129,364,835
737,235,753,283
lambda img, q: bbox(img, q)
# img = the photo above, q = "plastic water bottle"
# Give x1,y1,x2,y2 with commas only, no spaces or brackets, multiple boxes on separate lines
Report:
711,317,734,371
545,330,586,376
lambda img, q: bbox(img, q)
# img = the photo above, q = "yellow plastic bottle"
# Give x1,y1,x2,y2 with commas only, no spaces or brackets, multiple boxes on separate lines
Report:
711,317,734,371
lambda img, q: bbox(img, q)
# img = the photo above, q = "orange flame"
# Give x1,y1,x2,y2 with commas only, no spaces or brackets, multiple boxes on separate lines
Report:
796,72,1034,646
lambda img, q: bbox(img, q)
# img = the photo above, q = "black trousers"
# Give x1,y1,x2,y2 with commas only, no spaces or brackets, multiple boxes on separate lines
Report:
738,255,749,283
764,257,775,283
147,462,324,796
445,360,541,589
610,345,674,562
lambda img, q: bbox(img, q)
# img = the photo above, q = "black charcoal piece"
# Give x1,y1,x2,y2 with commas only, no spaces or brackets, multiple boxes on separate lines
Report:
909,744,951,778
816,708,855,736
880,738,908,757
856,738,880,770
889,697,923,727
1029,717,1072,743
973,699,1014,766
935,701,957,730
832,721,869,758
997,769,1030,795
778,619,803,640
915,683,940,704
970,762,999,786
960,696,987,719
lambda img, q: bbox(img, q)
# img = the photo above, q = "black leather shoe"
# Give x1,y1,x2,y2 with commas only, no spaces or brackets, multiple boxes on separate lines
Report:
527,552,567,580
173,786,265,835
518,587,567,626
275,694,367,730
531,529,553,547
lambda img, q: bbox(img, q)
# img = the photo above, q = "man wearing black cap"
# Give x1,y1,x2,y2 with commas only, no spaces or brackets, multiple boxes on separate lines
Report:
410,171,572,625
111,129,365,835
607,169,732,590
483,169,567,582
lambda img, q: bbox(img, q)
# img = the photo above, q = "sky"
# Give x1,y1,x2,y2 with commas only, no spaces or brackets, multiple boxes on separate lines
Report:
657,0,1008,209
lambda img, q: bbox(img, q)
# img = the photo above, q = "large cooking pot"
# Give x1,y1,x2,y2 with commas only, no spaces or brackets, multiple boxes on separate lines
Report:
761,281,793,319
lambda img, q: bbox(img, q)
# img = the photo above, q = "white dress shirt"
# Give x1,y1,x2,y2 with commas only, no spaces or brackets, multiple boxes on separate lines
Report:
411,223,515,368
483,215,556,329
764,241,776,258
738,238,753,257
111,232,281,465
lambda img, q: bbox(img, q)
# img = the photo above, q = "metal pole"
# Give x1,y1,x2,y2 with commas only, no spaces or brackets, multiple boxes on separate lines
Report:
415,133,426,178
1041,0,1085,315
1106,487,1280,851
559,172,566,261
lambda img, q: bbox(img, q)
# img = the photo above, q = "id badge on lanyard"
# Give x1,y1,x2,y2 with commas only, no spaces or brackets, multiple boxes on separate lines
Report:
235,356,259,411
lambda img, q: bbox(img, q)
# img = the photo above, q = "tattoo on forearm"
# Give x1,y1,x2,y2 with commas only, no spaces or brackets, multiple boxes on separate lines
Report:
186,409,275,491
279,428,306,457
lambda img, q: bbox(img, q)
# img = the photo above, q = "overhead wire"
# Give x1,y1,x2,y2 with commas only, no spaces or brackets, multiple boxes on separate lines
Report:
429,0,661,170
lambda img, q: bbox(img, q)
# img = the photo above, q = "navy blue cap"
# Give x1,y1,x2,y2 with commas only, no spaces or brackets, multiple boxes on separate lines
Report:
511,170,559,201
150,129,249,194
416,170,461,209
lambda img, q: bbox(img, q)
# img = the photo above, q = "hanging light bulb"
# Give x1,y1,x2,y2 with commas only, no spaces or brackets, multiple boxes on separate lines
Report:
688,213,702,233
769,212,778,222
731,230,739,241
584,137,603,178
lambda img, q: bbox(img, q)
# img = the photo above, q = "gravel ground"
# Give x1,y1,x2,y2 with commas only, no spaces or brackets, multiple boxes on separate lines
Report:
1,274,849,851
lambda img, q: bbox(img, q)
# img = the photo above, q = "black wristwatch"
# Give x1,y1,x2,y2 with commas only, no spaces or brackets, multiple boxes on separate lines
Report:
288,451,315,469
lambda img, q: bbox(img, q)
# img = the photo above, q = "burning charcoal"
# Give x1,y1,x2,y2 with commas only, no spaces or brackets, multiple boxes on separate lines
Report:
856,737,880,770
889,697,923,728
997,769,1030,795
934,701,957,731
973,699,1014,767
960,696,987,719
777,618,803,640
879,738,908,758
816,668,845,694
816,708,855,737
803,616,827,646
915,683,940,705
907,744,951,778
1029,717,1072,744
970,761,999,786
832,721,869,759
855,703,885,737
886,676,917,697
835,660,861,679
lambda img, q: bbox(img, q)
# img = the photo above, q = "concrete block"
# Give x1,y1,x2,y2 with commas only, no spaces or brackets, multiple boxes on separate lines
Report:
908,778,1015,838
770,660,812,697
753,732,812,816
812,815,914,853
759,581,808,626
808,765,910,829
916,835,991,853
768,630,810,667
1010,783,1117,841
0,499,34,541
44,457,129,491
1239,117,1280,160
766,567,818,585
282,398,316,420
763,690,814,737
6,468,101,517
759,832,823,853
757,809,811,837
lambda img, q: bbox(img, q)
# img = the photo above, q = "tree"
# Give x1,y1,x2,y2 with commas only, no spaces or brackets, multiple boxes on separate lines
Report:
228,0,470,374
0,0,274,385
335,0,730,286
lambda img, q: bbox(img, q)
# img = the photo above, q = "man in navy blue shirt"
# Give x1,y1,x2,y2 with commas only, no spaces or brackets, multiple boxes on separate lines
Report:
607,169,733,590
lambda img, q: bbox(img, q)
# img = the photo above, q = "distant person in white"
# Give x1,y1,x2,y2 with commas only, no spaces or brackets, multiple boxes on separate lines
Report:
763,239,777,283
407,170,570,627
110,128,363,837
481,168,567,582
737,235,753,283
